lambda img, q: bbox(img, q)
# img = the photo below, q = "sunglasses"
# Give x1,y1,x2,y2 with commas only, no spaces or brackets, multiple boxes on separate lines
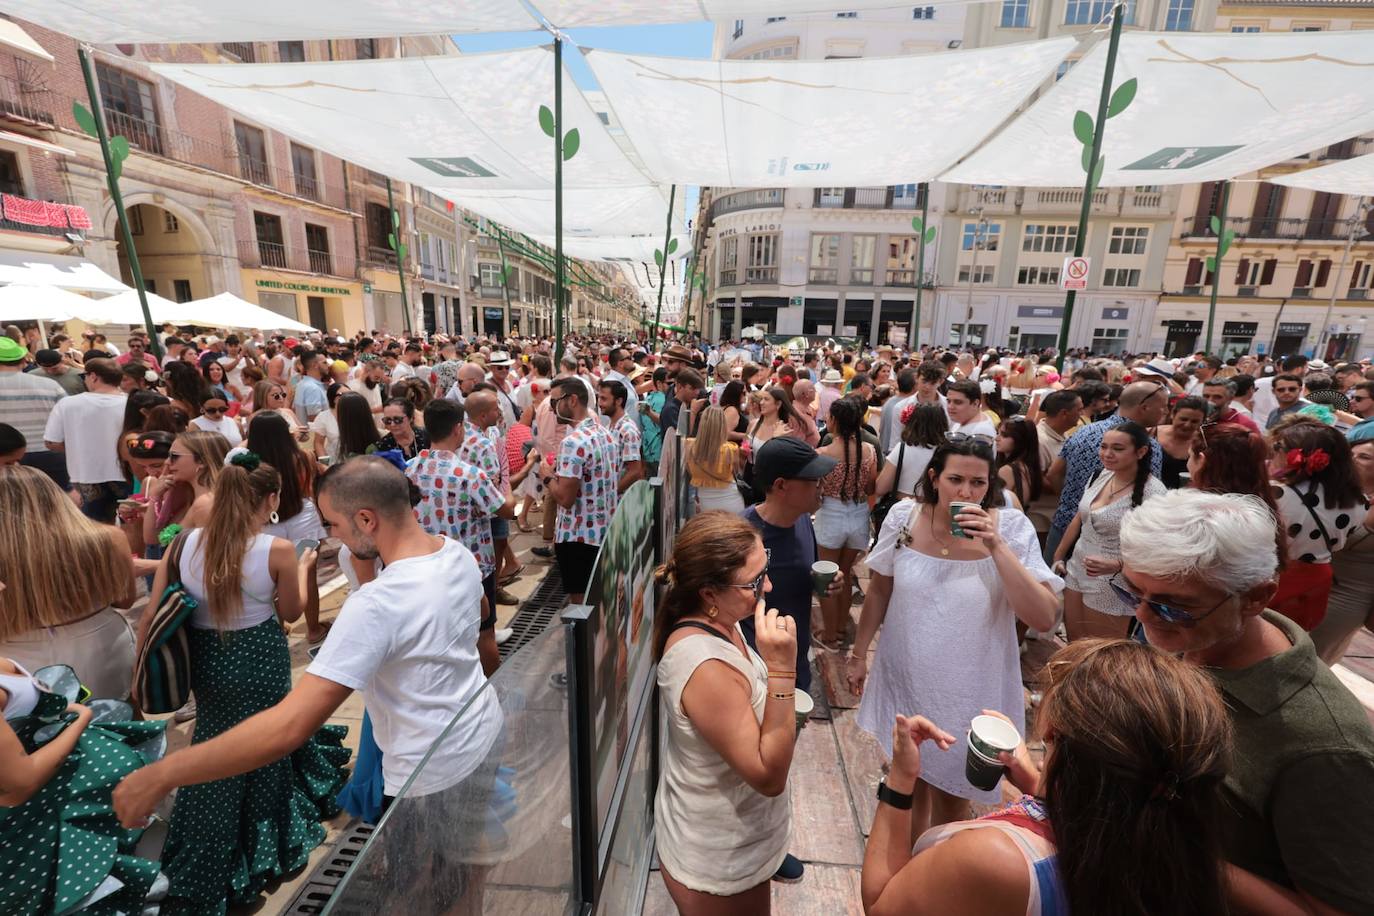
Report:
946,432,996,448
719,549,771,598
1107,574,1232,626
381,416,407,426
202,405,226,416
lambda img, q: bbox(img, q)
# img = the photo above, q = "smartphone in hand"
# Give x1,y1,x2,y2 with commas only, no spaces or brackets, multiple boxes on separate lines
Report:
295,538,320,558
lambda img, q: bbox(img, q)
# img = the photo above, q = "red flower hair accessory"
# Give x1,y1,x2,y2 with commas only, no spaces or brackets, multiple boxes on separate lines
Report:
1285,447,1330,476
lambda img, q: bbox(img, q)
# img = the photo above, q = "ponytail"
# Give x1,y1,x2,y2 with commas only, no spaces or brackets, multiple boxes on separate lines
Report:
201,451,281,627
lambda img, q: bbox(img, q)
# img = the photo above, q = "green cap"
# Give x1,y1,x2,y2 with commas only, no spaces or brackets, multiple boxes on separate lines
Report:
0,337,27,363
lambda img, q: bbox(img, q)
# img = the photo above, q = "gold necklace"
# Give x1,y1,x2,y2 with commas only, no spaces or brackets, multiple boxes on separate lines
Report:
929,508,953,556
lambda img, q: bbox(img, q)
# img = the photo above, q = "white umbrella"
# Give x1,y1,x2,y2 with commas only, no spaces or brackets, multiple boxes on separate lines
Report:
182,291,317,333
0,284,94,322
738,326,765,340
77,289,189,325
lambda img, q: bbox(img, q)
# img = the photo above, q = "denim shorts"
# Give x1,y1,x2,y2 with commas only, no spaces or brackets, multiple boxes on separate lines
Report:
491,516,510,539
814,496,871,551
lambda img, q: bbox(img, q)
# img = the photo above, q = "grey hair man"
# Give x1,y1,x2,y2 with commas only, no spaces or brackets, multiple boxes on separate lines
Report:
1120,489,1374,915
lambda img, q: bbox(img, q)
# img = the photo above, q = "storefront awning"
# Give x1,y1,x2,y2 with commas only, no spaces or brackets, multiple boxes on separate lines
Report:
0,251,129,294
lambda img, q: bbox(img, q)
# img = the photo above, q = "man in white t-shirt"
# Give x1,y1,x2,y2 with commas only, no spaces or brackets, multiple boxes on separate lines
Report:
42,357,128,521
945,379,997,437
113,456,503,825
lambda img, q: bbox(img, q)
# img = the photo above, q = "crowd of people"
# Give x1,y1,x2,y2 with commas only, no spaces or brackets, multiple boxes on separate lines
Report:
2,316,1374,914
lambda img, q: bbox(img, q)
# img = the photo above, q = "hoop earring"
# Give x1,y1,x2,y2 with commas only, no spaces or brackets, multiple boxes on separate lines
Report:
706,605,718,619
270,511,280,524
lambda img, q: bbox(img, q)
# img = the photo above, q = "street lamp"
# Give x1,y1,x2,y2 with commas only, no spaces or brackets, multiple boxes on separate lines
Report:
1317,197,1371,361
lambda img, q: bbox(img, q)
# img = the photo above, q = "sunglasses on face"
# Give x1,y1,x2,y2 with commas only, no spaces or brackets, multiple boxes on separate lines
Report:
381,416,407,426
719,549,771,599
203,405,226,416
1107,574,1232,626
946,432,995,447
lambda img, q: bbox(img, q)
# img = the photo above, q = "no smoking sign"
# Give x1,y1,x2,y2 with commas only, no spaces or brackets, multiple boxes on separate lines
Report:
1060,256,1090,291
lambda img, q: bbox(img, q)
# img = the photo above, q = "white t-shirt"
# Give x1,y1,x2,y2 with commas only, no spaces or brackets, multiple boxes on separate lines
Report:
949,417,998,438
42,391,126,484
307,537,502,796
218,354,246,394
885,442,936,495
189,413,243,447
348,378,385,430
390,361,416,381
310,409,340,462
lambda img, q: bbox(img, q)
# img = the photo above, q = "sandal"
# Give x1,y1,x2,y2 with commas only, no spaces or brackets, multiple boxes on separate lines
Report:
499,565,525,586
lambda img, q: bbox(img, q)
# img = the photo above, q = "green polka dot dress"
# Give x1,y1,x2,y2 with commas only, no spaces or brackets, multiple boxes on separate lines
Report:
160,618,350,915
0,673,167,915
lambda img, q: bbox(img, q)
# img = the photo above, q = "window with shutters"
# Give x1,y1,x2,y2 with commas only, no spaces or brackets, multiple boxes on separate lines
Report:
96,62,163,155
1191,182,1221,236
1250,183,1286,237
1314,259,1332,288
253,211,286,268
1185,258,1204,287
1235,258,1259,286
234,122,269,185
1350,261,1371,291
1295,259,1314,289
1308,192,1344,238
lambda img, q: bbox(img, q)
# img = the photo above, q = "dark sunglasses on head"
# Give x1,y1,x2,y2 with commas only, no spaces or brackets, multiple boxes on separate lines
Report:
1107,574,1232,626
946,432,996,450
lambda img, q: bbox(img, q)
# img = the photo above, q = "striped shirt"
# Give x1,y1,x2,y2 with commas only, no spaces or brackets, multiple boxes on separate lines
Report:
0,369,65,451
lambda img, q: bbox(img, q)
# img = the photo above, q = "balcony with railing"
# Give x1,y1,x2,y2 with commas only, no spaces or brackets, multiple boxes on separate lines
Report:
364,244,399,268
1183,216,1363,242
1023,187,1111,213
0,191,91,238
710,188,784,218
808,267,838,284
849,267,874,285
238,238,355,278
886,269,916,287
744,266,778,284
852,188,888,209
220,42,256,62
0,74,54,125
720,269,737,286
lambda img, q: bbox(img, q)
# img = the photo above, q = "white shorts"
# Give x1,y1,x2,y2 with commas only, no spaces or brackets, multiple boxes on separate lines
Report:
814,496,871,551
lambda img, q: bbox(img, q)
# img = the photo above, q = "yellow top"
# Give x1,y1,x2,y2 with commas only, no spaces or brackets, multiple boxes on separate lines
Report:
687,441,739,488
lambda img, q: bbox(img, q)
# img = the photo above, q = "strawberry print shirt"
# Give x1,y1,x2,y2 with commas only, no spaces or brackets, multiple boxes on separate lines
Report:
406,449,505,577
609,413,642,469
555,416,620,546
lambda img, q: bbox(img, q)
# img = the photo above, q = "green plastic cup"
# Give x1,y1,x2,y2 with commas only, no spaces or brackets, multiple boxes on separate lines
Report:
810,560,840,597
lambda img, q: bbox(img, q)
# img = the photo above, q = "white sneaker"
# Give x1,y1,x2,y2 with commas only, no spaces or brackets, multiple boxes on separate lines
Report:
495,627,514,645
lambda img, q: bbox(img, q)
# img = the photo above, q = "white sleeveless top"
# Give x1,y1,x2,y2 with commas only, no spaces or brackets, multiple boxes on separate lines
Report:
0,660,40,719
179,529,280,630
654,625,790,894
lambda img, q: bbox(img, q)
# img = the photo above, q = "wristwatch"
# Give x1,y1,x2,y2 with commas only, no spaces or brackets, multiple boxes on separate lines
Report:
876,781,914,810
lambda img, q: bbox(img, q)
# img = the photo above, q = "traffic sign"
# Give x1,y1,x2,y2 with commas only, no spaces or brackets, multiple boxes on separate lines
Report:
1060,256,1090,291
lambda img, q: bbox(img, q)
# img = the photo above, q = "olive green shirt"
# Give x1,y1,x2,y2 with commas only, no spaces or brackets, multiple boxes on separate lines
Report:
1209,611,1374,913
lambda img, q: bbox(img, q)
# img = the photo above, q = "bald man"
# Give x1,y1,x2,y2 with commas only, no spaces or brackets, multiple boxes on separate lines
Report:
790,379,821,447
446,362,486,404
1044,380,1169,561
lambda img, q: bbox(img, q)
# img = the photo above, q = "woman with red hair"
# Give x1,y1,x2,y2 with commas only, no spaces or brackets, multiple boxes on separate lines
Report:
1188,421,1286,569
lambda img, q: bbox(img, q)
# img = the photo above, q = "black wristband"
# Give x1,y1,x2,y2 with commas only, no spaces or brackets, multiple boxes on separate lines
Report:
876,781,914,810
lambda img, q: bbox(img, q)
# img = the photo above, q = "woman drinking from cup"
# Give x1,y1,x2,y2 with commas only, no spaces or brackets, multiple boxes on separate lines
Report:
847,436,1060,838
1054,421,1164,641
654,511,797,915
861,639,1232,916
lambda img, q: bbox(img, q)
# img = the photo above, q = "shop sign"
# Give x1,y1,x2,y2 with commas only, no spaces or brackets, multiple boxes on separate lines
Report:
1222,321,1259,336
484,308,505,319
256,278,351,296
1277,322,1310,335
1165,320,1203,333
1016,305,1064,319
1101,306,1129,321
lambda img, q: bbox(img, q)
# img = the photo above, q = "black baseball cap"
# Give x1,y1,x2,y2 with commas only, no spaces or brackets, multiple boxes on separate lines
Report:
34,348,62,367
753,437,836,494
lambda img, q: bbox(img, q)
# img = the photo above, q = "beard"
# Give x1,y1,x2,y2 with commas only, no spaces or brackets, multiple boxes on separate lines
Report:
348,527,380,561
364,377,379,389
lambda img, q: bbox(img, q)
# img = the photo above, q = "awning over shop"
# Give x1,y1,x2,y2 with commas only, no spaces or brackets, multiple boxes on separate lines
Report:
183,292,318,332
586,38,1075,186
1271,152,1374,197
942,31,1374,188
0,251,129,294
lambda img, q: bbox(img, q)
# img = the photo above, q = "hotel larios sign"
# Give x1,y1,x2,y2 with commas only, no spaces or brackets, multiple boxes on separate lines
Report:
256,279,352,296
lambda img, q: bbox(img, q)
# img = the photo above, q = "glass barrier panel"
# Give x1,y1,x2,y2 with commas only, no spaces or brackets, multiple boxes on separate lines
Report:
324,624,575,916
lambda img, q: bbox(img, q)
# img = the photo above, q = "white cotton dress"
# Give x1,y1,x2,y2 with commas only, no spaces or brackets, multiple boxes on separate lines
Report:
856,499,1063,804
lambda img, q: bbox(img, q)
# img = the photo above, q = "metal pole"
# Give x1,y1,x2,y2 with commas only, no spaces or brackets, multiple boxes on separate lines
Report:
911,183,929,353
385,178,412,334
963,212,984,347
651,183,677,349
1054,2,1125,372
78,46,160,358
554,38,566,366
1316,197,1369,361
1203,180,1231,355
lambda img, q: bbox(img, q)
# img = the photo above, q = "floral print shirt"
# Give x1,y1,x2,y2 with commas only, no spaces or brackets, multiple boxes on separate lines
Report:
406,449,505,578
609,413,642,469
555,416,620,545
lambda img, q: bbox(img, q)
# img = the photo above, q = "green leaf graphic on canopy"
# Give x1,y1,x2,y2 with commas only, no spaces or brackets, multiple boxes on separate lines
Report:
911,215,937,245
1107,77,1137,118
538,104,556,138
562,127,580,161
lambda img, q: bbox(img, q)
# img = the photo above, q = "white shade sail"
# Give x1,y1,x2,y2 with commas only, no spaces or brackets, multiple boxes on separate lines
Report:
942,31,1374,188
436,185,672,245
149,49,652,192
0,284,94,322
0,1,971,40
0,1,535,42
1272,152,1374,198
79,289,195,325
0,251,129,294
184,292,318,332
586,39,1076,187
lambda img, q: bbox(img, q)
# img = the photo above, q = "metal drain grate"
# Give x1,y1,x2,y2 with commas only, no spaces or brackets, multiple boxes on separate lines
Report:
282,820,374,914
499,566,567,660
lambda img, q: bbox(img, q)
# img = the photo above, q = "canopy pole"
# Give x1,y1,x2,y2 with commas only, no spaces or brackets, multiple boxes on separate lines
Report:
684,211,708,342
496,236,515,336
78,46,160,358
1203,180,1232,355
651,184,678,350
385,178,412,334
554,37,565,365
1054,3,1125,373
912,183,930,353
